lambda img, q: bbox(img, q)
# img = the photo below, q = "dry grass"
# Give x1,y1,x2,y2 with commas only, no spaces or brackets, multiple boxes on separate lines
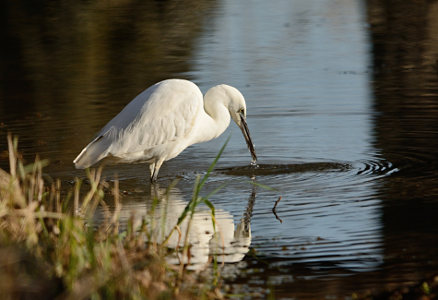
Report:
0,134,223,300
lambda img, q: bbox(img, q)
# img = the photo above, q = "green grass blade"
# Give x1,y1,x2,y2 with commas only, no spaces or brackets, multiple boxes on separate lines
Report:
245,180,278,191
202,198,216,233
198,136,230,191
204,183,226,200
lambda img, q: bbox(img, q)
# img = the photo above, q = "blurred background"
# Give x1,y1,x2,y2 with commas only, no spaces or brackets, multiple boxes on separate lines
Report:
1,0,438,298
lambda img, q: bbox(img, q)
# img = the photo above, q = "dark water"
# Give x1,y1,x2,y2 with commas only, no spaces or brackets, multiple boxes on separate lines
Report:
2,0,438,298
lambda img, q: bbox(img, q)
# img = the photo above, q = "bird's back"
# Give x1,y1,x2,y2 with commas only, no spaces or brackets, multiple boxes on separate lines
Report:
74,79,203,168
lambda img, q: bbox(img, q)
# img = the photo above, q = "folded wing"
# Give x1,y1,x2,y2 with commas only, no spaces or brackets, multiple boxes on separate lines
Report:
73,79,202,169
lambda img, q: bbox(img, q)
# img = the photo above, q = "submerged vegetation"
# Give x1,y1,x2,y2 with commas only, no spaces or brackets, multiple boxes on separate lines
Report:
0,134,225,300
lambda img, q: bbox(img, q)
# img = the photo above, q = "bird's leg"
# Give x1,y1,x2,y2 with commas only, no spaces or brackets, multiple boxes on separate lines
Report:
149,159,164,182
149,163,156,182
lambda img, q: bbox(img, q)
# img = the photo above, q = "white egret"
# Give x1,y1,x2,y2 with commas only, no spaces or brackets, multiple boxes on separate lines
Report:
73,79,257,181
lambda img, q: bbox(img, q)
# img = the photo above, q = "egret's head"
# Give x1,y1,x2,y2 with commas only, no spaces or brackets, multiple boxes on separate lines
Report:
220,84,257,164
218,85,246,126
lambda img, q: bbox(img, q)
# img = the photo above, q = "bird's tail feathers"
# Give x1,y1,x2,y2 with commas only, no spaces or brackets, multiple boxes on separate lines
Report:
73,133,111,169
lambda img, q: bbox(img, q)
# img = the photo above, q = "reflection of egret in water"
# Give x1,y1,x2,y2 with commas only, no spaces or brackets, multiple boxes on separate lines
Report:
211,181,256,263
96,182,256,270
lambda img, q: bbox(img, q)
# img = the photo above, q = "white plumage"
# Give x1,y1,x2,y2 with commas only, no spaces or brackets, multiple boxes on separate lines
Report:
73,79,257,181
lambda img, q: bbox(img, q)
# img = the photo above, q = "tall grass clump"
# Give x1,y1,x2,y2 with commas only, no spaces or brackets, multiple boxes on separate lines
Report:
0,134,224,300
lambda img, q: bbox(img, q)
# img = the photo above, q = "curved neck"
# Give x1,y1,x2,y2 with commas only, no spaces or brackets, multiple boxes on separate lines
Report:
193,92,230,144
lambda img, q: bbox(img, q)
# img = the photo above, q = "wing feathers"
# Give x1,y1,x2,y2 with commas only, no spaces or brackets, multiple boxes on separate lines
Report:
104,80,201,155
73,79,203,168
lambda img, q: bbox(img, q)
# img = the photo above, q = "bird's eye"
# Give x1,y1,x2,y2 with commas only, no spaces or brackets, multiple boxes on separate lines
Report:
238,108,245,115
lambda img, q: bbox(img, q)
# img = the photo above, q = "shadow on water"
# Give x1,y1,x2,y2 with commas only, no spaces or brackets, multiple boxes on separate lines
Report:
218,162,351,176
365,0,438,294
219,160,399,177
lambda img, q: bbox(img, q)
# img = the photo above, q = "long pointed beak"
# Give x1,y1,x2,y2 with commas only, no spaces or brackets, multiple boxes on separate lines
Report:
239,113,257,164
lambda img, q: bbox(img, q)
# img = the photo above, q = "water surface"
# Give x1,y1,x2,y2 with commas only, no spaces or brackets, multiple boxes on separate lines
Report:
2,0,438,298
